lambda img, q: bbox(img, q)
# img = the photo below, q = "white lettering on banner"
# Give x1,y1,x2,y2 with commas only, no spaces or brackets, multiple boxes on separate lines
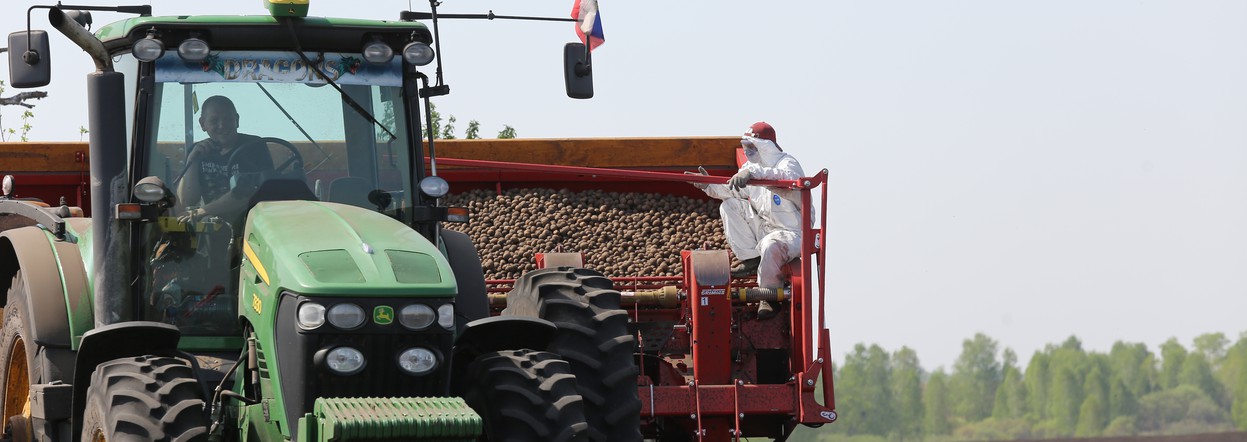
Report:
701,288,725,295
154,51,402,87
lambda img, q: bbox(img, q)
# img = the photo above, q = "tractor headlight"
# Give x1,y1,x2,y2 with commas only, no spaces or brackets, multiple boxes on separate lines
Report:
399,304,435,330
133,176,171,204
297,302,326,330
363,41,394,63
327,303,366,330
437,304,454,330
323,347,366,375
177,38,211,62
403,42,434,66
418,176,449,198
133,36,166,62
397,347,438,375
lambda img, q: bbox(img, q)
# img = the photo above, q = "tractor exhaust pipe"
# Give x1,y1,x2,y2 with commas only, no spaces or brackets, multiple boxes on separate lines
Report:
54,6,131,325
48,7,112,73
86,71,131,326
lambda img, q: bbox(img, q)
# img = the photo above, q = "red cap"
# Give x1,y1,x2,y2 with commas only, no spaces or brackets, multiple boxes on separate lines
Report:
747,121,777,145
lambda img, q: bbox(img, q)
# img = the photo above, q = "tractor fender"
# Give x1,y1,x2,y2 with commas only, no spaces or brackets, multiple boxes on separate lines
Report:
449,316,557,395
0,225,88,349
440,229,489,334
70,321,181,439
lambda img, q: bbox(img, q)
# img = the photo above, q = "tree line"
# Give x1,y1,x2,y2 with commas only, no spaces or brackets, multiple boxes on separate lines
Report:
792,332,1247,441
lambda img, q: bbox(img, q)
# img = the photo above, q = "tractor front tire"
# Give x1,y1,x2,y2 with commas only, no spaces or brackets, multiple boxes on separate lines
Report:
80,355,208,442
463,349,588,442
505,267,642,442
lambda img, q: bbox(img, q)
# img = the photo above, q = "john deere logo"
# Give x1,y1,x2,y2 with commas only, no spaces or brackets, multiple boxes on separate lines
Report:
373,306,394,325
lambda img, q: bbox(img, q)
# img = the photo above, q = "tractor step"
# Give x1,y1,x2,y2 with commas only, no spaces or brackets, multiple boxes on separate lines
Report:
298,397,481,441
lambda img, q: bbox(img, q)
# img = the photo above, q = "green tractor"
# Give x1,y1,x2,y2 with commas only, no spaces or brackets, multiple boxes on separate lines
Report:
0,1,632,440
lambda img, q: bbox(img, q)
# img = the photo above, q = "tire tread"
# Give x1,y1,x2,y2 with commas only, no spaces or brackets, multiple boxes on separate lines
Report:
80,355,208,442
505,267,642,442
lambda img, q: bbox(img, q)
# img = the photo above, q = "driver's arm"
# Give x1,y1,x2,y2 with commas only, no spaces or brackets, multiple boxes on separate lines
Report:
199,185,251,216
178,139,248,218
176,143,210,211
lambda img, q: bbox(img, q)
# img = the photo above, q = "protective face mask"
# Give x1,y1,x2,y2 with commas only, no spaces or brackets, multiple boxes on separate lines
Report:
741,137,760,162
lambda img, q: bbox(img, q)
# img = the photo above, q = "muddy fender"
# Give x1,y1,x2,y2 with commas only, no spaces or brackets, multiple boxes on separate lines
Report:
441,229,488,334
70,321,182,439
0,226,87,349
449,316,556,395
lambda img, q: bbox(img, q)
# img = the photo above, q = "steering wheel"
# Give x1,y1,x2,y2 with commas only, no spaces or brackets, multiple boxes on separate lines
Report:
226,137,305,181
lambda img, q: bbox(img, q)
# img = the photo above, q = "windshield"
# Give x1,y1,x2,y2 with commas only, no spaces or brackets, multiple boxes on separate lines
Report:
137,50,413,335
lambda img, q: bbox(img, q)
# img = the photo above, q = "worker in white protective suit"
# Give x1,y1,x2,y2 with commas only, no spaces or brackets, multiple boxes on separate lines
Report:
691,122,808,319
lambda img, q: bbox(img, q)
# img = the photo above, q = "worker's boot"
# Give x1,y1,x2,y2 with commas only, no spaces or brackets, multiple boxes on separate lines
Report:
730,257,761,278
756,300,777,320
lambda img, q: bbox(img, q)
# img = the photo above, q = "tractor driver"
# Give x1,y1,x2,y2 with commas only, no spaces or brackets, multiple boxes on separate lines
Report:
690,122,808,319
177,95,275,225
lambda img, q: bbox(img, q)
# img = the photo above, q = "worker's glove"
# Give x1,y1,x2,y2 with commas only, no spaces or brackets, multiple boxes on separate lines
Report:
686,166,710,190
729,169,752,190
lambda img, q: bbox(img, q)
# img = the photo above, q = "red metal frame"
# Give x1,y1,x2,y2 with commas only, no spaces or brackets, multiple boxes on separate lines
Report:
3,172,91,214
450,156,836,440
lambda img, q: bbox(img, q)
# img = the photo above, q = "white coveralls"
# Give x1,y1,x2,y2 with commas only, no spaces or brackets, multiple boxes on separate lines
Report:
700,137,809,289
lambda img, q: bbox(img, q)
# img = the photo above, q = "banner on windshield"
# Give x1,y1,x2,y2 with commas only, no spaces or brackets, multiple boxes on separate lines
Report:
155,51,402,86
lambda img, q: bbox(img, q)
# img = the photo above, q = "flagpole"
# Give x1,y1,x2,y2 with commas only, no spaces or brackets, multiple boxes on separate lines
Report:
583,38,592,74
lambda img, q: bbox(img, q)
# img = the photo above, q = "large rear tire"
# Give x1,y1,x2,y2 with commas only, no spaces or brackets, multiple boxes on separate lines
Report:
505,267,642,442
0,273,37,437
80,355,208,442
463,349,588,441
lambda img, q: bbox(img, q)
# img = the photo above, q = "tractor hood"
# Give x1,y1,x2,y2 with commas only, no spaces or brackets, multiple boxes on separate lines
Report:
241,201,456,297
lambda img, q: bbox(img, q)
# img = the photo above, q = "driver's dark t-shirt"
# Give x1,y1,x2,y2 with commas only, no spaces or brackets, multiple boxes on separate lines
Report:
192,134,274,204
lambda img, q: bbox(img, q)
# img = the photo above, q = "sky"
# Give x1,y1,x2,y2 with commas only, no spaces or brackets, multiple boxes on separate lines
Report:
3,0,1247,371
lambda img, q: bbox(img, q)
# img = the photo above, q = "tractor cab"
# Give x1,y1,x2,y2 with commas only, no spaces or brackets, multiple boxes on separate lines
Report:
31,9,473,339
129,48,426,336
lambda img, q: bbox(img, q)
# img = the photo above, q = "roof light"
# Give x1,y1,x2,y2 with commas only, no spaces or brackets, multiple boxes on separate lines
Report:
363,41,394,64
133,35,165,62
177,38,210,62
403,42,434,66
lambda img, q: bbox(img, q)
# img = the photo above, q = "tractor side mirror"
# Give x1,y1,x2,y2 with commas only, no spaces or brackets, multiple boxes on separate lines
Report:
8,30,52,88
563,42,593,99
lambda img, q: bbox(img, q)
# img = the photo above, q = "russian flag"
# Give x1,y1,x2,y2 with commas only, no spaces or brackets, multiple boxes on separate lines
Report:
571,0,605,51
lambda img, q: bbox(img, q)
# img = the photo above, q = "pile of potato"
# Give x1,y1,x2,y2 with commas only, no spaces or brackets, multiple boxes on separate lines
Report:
444,188,728,280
